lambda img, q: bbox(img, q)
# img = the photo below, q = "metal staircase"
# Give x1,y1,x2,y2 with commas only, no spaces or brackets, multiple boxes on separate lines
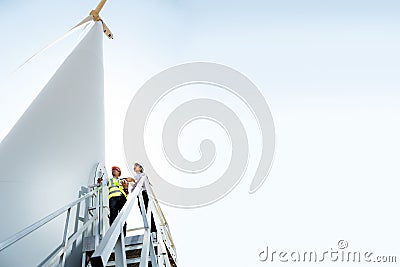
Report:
0,163,178,267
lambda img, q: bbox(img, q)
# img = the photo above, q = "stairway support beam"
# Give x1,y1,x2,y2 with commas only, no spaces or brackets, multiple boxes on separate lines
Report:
138,193,151,267
114,231,127,267
59,207,71,266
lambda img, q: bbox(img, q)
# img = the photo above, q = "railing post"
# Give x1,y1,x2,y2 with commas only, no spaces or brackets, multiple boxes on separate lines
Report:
73,188,84,258
149,232,158,266
138,192,150,267
94,189,100,248
138,184,158,267
138,191,149,229
114,228,127,267
59,207,71,266
82,188,92,266
99,186,104,238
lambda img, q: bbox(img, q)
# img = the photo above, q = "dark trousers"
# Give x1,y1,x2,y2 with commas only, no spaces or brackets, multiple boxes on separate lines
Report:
109,195,127,236
137,190,157,233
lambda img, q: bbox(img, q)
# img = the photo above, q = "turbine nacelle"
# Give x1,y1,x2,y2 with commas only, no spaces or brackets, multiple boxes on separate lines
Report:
89,0,113,39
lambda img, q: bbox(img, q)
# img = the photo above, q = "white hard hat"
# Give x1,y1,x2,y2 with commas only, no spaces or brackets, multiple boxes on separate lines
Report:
133,161,144,171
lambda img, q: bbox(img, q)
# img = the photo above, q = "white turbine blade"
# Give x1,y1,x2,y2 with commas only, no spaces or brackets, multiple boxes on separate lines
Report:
13,15,94,72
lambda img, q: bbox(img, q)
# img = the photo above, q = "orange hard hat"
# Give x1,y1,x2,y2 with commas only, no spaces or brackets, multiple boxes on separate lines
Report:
111,166,121,174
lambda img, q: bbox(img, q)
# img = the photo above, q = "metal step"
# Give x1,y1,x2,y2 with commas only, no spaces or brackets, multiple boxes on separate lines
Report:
108,238,157,261
125,234,144,246
106,257,151,266
108,246,141,262
84,234,145,252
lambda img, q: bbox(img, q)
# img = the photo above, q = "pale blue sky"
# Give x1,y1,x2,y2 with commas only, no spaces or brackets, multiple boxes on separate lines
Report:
1,1,400,266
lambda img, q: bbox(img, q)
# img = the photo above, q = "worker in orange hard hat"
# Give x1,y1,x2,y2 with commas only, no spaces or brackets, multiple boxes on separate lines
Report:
98,166,136,236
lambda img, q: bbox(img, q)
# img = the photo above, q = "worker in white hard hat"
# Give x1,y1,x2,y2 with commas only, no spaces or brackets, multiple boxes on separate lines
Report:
133,162,157,235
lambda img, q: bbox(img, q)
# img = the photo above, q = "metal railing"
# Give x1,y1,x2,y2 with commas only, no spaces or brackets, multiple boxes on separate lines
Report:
147,181,177,262
0,162,108,266
0,166,178,267
0,184,104,266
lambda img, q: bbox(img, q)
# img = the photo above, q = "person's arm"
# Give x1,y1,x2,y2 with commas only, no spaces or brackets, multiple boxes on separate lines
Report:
97,176,107,185
119,177,135,190
119,178,127,189
98,176,108,186
124,177,136,183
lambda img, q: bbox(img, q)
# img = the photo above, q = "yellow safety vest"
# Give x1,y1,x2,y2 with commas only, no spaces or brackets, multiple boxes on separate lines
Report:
108,177,127,200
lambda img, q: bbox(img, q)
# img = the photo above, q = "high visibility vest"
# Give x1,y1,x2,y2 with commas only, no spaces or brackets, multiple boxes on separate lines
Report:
108,177,127,200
